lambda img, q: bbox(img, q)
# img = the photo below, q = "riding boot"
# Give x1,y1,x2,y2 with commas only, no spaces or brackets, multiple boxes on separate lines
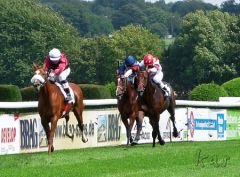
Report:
162,86,170,97
153,80,169,97
64,88,72,102
61,80,72,102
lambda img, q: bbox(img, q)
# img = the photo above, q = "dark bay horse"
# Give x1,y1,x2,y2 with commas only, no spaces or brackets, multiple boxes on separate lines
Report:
31,64,88,153
137,70,178,147
116,75,143,145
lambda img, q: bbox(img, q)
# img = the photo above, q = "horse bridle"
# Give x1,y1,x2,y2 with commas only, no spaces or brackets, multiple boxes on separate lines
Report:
31,71,47,91
137,71,147,96
116,77,128,99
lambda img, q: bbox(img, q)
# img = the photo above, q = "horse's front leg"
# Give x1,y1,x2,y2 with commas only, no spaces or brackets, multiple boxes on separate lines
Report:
48,116,58,154
122,117,131,145
41,118,50,148
132,111,144,145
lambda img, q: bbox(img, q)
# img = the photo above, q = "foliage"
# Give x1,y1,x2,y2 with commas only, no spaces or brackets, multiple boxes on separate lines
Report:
95,24,164,84
164,10,239,95
189,83,228,101
221,0,240,15
0,0,82,87
222,77,240,96
105,82,116,98
170,0,217,17
21,86,38,101
79,84,111,99
0,85,22,101
40,0,114,37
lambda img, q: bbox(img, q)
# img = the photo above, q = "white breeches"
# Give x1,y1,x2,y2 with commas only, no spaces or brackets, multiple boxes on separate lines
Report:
56,68,70,82
152,70,164,87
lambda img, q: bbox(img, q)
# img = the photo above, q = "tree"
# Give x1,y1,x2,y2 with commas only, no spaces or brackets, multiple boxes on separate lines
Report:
0,0,82,87
112,3,147,29
164,10,239,95
221,0,240,15
95,25,164,84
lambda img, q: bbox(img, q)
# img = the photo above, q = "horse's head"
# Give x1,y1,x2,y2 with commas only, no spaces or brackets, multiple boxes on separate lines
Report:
115,76,127,100
31,63,47,91
137,70,148,96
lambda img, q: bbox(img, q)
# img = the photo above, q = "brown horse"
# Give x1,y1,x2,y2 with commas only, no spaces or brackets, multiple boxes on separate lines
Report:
116,75,143,145
137,70,178,147
31,64,88,153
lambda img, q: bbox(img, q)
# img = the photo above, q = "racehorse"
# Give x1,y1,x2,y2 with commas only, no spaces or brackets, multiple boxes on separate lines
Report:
137,70,178,147
31,64,88,153
116,75,143,145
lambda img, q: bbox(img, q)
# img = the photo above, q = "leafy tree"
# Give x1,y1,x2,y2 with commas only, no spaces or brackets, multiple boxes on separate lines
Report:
40,0,114,37
95,24,164,84
221,0,240,15
170,0,217,17
164,10,239,96
112,3,147,29
0,0,82,87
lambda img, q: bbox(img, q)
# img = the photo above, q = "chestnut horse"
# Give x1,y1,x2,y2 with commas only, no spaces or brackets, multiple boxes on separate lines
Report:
31,64,88,153
137,70,178,147
116,75,143,145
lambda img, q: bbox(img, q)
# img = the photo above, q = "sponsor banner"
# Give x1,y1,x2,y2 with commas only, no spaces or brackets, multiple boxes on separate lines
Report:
226,109,240,140
20,114,46,153
187,108,226,141
0,113,20,155
19,109,122,153
54,109,121,149
122,108,188,144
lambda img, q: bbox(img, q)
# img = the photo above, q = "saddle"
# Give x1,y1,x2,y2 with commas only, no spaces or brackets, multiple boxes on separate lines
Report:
55,82,75,104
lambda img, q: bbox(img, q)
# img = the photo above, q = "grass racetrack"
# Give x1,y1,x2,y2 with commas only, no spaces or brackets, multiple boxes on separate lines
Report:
0,140,239,177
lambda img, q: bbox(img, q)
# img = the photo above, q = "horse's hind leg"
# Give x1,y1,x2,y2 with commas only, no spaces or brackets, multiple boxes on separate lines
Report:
73,107,88,143
167,99,178,138
65,114,74,140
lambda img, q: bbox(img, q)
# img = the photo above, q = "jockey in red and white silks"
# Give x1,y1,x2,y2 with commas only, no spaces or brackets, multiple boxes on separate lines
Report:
44,48,72,103
139,53,170,97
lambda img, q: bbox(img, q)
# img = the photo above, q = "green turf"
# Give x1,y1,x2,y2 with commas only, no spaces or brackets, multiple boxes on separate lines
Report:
0,140,240,177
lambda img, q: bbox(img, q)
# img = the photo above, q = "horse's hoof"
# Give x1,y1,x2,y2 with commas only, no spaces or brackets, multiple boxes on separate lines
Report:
82,137,88,143
131,140,138,146
48,146,54,154
173,131,179,138
159,140,165,146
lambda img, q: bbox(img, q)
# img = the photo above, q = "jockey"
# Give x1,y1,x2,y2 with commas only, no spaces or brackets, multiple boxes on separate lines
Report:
44,48,73,104
118,55,139,84
139,53,170,97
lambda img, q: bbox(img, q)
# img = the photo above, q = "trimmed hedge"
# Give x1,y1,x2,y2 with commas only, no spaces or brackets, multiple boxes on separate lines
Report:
222,77,240,97
189,83,228,101
0,85,22,101
79,84,111,99
21,86,39,101
105,82,116,98
20,84,112,101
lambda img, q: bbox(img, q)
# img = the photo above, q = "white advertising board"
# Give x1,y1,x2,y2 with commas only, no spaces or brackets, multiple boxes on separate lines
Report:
0,114,20,155
125,108,188,145
187,108,226,141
